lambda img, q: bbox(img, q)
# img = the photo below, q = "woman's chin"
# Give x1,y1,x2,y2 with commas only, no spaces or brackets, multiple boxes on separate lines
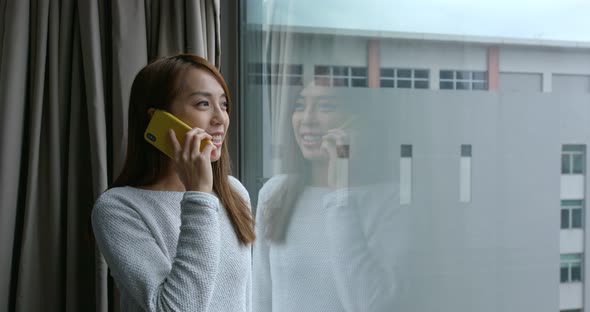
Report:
209,149,221,162
302,150,328,162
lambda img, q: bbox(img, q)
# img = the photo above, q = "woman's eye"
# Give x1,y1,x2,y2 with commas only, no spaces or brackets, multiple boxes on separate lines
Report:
221,102,229,110
318,103,336,112
293,102,304,112
195,101,209,107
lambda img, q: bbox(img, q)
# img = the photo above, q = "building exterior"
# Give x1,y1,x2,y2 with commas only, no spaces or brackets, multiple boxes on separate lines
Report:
245,26,590,311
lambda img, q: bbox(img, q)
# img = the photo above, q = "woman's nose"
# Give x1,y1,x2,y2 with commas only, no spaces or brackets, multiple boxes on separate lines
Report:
301,106,318,124
210,104,225,125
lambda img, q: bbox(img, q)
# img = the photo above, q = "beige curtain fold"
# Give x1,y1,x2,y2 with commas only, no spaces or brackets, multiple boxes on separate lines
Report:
0,0,221,311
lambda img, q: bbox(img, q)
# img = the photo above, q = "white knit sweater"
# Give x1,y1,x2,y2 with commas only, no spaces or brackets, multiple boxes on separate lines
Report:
253,175,408,312
92,176,251,312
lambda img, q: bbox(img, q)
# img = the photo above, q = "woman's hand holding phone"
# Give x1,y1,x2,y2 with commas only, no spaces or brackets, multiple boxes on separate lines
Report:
169,128,216,193
321,125,356,189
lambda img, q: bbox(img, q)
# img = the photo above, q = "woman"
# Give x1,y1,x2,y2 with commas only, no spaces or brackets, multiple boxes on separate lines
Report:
92,54,254,312
253,86,408,311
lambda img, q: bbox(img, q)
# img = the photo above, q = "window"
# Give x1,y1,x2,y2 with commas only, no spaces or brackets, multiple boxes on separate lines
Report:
314,65,367,87
439,70,488,90
400,145,413,205
561,200,583,229
560,254,583,283
240,1,590,311
248,63,303,85
460,144,472,203
561,145,585,174
380,68,430,89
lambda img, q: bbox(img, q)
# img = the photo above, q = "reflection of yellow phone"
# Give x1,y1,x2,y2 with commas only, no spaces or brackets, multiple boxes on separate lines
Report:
144,109,209,158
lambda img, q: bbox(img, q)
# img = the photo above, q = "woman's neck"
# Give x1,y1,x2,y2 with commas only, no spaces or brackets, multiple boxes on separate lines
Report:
141,162,186,192
310,160,329,187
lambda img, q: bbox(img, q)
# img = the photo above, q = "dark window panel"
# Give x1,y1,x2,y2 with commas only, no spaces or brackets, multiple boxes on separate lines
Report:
397,80,411,88
288,64,303,75
562,154,571,174
401,145,412,157
472,82,488,90
456,71,471,80
333,66,349,76
414,80,429,89
461,145,472,157
380,80,394,88
562,200,584,206
562,209,570,229
456,81,471,90
440,81,454,89
315,66,330,75
573,154,584,174
380,68,394,77
333,78,348,87
563,145,586,153
288,76,303,86
397,69,411,78
572,209,583,228
351,78,367,87
561,267,569,283
351,67,367,77
440,70,454,79
472,71,487,81
571,265,582,281
414,70,429,79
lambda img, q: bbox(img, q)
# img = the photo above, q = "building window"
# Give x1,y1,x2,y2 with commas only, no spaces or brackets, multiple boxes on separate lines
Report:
380,68,429,89
562,145,585,174
439,70,488,90
560,253,583,283
248,63,303,86
561,200,584,229
460,144,472,203
400,144,413,205
314,65,367,87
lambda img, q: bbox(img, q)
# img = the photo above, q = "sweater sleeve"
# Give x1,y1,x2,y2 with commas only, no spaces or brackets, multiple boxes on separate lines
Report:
323,185,408,312
92,191,221,311
252,203,273,312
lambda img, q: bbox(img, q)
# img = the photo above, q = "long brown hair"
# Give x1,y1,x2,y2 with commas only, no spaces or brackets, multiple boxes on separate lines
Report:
112,54,255,245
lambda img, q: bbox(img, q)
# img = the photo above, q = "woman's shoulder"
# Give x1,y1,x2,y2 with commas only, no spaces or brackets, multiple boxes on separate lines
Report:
92,186,146,220
228,175,251,206
257,174,291,203
258,174,298,205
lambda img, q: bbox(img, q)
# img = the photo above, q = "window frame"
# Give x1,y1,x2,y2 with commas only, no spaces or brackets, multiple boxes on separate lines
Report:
439,70,488,90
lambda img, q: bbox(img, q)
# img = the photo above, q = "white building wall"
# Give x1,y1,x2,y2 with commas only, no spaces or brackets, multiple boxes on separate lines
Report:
288,34,368,66
560,283,584,310
500,46,590,75
561,230,585,254
379,40,488,70
561,175,585,199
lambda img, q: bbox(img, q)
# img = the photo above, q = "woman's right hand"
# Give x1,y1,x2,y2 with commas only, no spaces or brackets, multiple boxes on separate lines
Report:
169,128,217,193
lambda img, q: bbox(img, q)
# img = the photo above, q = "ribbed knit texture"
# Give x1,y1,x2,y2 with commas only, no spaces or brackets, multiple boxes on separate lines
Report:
92,176,251,312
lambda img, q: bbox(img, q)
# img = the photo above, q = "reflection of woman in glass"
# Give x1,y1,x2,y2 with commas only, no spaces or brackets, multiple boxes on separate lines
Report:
253,86,408,312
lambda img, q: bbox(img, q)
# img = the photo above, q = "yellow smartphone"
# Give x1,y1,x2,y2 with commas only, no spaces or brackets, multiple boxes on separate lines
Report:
144,109,210,158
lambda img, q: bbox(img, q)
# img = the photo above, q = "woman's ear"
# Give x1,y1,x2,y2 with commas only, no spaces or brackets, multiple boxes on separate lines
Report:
147,108,156,118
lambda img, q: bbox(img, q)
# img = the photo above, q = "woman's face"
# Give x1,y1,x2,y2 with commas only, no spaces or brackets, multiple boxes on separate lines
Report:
168,67,229,162
291,87,347,161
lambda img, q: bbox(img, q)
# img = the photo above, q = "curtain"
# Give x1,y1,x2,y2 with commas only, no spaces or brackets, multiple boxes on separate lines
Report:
0,0,221,311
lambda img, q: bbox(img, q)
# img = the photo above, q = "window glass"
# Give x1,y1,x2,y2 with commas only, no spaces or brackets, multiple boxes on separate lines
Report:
241,1,590,310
